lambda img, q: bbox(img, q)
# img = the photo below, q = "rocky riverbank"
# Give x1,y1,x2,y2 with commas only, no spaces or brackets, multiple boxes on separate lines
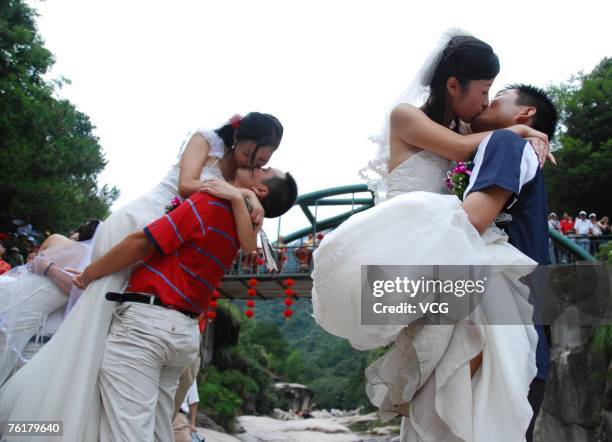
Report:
194,410,400,442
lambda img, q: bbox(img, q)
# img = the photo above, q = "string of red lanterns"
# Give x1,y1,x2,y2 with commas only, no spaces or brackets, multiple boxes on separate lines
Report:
207,283,221,320
245,278,258,318
283,278,295,319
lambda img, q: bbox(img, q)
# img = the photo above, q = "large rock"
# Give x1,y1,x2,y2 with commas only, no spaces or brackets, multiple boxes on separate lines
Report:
274,383,313,414
196,411,227,434
535,323,611,441
236,415,361,442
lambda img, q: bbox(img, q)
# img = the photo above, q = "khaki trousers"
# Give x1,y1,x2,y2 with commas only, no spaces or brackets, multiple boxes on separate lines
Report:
98,303,199,442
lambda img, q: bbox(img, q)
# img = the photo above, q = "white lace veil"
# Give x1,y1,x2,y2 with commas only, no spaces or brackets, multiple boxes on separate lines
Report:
359,28,470,202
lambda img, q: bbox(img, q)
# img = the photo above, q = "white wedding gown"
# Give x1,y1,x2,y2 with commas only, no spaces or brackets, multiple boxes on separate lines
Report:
0,129,225,441
0,241,90,386
312,150,539,442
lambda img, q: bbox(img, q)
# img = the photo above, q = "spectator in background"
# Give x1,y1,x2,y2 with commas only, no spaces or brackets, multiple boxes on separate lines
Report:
0,241,11,275
574,211,592,235
598,216,610,234
173,380,200,442
589,213,604,255
559,213,574,235
589,213,603,237
574,210,592,252
296,233,315,271
276,236,288,271
547,213,560,264
5,246,24,268
548,213,560,231
304,233,314,247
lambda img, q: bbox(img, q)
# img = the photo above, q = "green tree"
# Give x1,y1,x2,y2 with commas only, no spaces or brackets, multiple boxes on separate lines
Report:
284,350,305,382
545,57,612,218
0,0,118,234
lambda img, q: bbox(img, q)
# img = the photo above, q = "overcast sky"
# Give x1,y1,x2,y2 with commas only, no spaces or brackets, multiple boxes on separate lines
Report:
28,0,611,239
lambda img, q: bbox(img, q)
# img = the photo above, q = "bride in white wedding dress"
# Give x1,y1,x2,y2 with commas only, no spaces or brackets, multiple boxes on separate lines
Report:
312,31,551,442
0,221,99,387
0,113,283,441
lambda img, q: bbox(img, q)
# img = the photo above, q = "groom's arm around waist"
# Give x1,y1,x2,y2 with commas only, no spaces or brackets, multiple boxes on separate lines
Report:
462,130,536,233
463,187,513,234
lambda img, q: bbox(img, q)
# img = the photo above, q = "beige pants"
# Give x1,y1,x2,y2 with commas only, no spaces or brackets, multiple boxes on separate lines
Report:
173,354,201,419
98,303,199,442
173,412,192,442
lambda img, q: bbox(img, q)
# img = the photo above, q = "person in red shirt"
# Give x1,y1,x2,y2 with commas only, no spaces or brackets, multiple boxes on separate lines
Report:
559,212,574,235
74,168,297,441
0,241,12,275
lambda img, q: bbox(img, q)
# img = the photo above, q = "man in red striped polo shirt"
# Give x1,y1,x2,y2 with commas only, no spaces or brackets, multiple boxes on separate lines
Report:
74,168,297,441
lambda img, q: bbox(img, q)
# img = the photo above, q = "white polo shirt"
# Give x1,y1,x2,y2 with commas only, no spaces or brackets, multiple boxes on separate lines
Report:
180,381,200,413
574,219,592,235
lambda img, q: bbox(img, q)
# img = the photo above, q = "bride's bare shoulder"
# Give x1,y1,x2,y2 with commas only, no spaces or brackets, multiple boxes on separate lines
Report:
39,234,73,251
390,103,427,125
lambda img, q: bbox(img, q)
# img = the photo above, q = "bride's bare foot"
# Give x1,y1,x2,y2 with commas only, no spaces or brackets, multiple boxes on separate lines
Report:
470,352,483,377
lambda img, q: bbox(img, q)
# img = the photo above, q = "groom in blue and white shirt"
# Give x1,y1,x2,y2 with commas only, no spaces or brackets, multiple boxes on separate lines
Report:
463,84,558,442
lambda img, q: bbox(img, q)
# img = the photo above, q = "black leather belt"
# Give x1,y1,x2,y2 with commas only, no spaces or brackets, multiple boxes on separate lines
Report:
28,335,53,344
105,292,199,319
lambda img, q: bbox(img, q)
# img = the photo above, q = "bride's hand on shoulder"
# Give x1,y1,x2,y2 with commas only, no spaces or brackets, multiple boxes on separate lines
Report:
508,124,556,168
239,189,264,233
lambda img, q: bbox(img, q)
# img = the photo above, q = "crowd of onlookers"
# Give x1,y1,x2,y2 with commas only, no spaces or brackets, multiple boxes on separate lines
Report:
229,232,326,275
0,219,95,276
4,211,608,277
548,211,609,236
548,211,610,261
0,222,43,275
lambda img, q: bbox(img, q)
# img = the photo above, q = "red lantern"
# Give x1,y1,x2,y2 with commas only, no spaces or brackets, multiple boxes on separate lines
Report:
283,309,293,318
284,278,295,287
209,300,218,309
246,299,256,308
248,278,258,287
245,309,255,318
212,290,221,299
207,311,217,320
247,288,257,297
284,298,294,306
284,288,295,297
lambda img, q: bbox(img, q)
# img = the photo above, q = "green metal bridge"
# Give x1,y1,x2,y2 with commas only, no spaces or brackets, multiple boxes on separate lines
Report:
218,184,604,300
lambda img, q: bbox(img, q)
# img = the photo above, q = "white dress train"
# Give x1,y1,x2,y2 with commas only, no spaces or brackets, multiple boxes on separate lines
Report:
0,129,225,441
312,150,538,441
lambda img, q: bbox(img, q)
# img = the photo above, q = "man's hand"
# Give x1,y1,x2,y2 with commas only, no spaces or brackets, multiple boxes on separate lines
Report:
69,267,92,290
199,179,242,202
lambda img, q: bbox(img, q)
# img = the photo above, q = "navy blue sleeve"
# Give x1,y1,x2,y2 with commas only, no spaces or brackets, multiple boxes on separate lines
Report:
467,129,526,196
143,226,164,255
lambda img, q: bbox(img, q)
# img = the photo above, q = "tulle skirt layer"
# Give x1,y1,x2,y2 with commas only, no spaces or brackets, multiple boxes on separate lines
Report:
312,192,538,441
